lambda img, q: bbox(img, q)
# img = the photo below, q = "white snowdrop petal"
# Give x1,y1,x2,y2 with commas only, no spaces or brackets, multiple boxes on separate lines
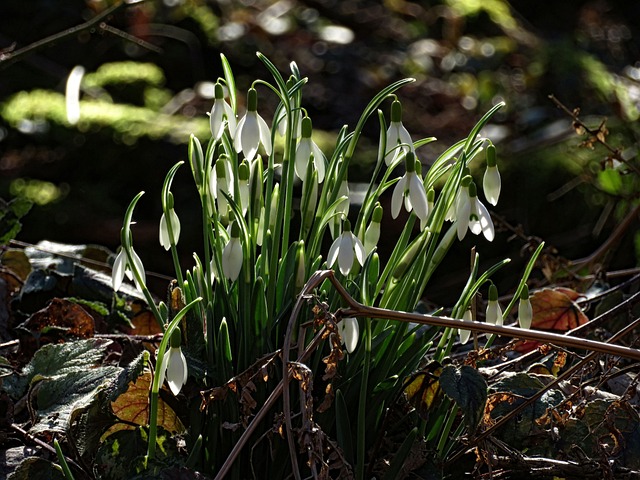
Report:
456,199,471,240
241,113,260,161
353,234,365,266
234,115,247,153
409,174,429,221
112,249,127,291
338,233,354,275
166,347,187,396
342,317,359,353
327,236,341,268
295,139,311,181
477,200,495,241
224,103,237,137
257,114,272,155
518,299,533,330
130,249,146,290
159,213,171,250
311,142,327,183
483,166,501,206
391,176,406,219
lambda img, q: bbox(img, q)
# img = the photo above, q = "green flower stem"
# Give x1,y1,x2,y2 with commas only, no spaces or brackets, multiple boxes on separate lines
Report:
355,318,372,480
54,439,75,480
147,296,202,461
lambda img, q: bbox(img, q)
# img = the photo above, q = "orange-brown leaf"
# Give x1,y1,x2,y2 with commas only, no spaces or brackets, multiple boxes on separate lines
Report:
103,370,184,439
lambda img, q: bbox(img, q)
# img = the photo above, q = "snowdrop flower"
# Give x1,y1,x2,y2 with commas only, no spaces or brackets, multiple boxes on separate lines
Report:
391,152,429,223
445,170,471,222
456,181,494,242
222,221,243,281
209,82,236,140
159,192,181,250
518,284,533,330
483,144,501,206
338,317,359,354
486,283,503,326
158,327,188,396
327,219,365,276
364,203,383,255
385,99,414,166
295,116,326,183
459,307,473,345
112,247,146,292
234,88,272,162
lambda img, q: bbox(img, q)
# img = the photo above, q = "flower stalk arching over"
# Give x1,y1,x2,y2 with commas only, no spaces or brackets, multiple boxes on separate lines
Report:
209,82,237,140
234,87,272,162
486,283,503,326
391,151,429,223
157,327,188,396
327,219,365,276
385,98,414,166
295,116,326,183
483,144,501,206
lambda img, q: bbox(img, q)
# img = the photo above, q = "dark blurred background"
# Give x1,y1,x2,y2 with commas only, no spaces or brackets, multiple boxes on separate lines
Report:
1,0,639,298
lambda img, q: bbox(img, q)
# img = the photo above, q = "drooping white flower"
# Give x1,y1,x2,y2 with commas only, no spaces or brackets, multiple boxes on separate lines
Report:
459,307,473,345
112,247,146,292
295,116,326,183
385,99,414,166
327,219,365,276
222,221,243,281
209,82,236,140
446,171,471,222
159,207,181,250
518,284,533,330
234,88,272,162
391,152,429,224
456,181,494,242
338,317,359,353
486,283,503,326
158,328,188,396
364,203,383,255
483,144,501,206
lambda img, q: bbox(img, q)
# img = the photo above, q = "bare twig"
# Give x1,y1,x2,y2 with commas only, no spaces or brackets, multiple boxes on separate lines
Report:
0,0,156,71
549,94,640,176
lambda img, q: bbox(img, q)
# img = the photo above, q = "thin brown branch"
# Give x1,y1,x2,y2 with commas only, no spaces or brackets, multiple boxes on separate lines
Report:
0,0,153,71
549,94,640,176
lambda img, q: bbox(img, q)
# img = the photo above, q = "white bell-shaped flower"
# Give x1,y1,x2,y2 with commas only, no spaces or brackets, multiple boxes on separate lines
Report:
112,247,146,292
338,317,359,354
295,116,326,183
159,204,181,251
158,327,188,396
364,203,383,255
385,99,414,166
209,82,236,140
486,283,503,326
327,219,365,276
222,221,243,281
483,144,501,206
391,152,429,223
456,181,494,242
518,284,533,330
234,88,272,162
209,157,234,219
459,307,473,345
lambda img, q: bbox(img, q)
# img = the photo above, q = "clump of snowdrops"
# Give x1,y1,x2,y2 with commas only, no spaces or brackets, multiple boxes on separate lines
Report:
111,53,535,478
